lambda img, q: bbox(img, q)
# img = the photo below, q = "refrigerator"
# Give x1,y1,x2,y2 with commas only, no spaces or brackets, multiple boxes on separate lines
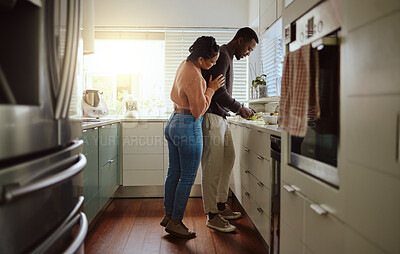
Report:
0,0,88,253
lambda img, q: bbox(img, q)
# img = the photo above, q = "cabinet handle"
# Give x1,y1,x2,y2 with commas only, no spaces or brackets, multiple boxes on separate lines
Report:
257,207,264,213
94,127,98,130
244,170,250,174
310,204,327,215
283,185,294,193
82,130,87,133
108,159,114,164
257,181,264,187
245,192,250,197
244,148,250,152
101,126,106,128
257,130,263,133
257,155,263,160
290,185,301,192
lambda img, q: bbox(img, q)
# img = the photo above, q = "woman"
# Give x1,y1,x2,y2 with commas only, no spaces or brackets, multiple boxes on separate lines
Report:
161,36,225,238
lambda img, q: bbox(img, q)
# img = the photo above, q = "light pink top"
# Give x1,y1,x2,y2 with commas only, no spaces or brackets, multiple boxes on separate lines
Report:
170,60,215,118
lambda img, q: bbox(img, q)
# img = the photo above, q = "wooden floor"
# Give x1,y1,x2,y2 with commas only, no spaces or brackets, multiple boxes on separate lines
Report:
85,197,269,254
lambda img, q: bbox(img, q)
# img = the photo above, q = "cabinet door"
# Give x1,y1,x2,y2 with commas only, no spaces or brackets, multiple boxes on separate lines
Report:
122,122,164,154
342,95,400,176
342,12,400,95
99,156,118,208
280,220,304,254
99,123,118,167
248,149,271,187
82,128,99,217
303,199,345,254
259,0,276,33
342,0,400,33
280,181,304,244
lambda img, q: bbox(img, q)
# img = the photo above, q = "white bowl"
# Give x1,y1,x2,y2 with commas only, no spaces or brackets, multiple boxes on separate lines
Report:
261,115,278,125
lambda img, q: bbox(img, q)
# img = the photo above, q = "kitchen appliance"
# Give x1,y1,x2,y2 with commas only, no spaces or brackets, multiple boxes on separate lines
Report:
0,0,88,253
285,0,341,187
123,94,138,118
82,89,108,118
270,135,281,254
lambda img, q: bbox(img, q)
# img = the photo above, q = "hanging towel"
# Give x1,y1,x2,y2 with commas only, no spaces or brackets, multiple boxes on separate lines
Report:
278,45,320,137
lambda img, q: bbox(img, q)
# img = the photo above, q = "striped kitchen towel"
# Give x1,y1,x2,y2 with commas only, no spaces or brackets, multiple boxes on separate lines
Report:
278,44,320,137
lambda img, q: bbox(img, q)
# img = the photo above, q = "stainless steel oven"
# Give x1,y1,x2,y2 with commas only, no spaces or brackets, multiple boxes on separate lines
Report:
284,0,341,188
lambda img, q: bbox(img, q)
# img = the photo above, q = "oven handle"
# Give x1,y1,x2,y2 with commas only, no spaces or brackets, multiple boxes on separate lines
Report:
1,153,87,203
31,212,88,254
63,212,88,254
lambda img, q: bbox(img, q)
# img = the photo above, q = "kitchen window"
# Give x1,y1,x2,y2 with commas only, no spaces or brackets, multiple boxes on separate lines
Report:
84,32,165,116
83,29,248,116
259,19,283,98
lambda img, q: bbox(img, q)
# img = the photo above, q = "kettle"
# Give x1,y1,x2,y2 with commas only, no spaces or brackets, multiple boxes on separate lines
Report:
83,90,102,107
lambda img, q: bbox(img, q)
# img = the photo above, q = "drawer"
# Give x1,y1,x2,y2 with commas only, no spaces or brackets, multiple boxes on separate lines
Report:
280,220,304,254
254,180,271,216
304,199,345,254
240,166,255,197
248,150,271,188
123,170,164,186
252,201,271,246
123,154,163,170
281,182,304,240
82,127,98,155
84,194,99,224
122,122,164,154
99,155,119,195
241,186,255,221
83,150,99,202
243,127,270,158
99,124,119,166
240,146,251,169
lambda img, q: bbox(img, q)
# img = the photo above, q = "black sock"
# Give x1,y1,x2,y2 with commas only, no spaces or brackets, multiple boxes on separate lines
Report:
209,212,217,219
217,202,226,211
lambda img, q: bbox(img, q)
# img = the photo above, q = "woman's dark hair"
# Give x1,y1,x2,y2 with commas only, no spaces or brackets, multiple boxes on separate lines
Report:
187,36,219,62
233,27,259,43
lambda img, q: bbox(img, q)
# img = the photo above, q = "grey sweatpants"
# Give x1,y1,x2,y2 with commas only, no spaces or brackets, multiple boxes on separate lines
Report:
201,113,235,213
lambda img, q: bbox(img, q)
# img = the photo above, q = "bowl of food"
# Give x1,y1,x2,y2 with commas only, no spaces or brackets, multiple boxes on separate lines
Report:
261,114,278,125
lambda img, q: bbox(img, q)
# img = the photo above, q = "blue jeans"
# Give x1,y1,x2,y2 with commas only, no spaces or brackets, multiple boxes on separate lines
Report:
164,112,203,221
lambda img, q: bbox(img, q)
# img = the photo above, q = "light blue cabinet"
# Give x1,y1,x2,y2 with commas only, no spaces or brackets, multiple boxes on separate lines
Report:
82,123,120,224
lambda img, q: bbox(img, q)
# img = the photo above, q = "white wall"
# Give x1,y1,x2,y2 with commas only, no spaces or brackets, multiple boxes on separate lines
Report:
94,0,249,28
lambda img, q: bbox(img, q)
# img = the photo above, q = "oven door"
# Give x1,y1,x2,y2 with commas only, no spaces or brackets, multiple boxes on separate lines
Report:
289,44,340,187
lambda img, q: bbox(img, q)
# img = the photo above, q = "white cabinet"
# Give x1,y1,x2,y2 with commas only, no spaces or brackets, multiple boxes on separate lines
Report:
280,181,345,254
230,122,274,248
342,95,400,176
342,0,400,33
341,11,400,96
122,122,164,186
342,161,400,254
259,0,276,33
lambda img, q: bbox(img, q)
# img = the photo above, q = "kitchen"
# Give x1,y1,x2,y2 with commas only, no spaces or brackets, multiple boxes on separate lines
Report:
0,0,399,253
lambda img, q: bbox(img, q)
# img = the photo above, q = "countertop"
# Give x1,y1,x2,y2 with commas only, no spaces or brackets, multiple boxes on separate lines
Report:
81,116,169,130
79,116,281,136
227,116,281,136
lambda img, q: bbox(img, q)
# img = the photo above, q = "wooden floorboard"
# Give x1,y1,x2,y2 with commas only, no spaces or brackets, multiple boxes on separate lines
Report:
85,197,269,254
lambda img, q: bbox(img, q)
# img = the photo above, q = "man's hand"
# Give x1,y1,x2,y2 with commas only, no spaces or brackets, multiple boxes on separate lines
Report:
238,105,254,119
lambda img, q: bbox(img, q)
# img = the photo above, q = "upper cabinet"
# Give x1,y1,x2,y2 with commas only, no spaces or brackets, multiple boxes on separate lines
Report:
259,0,277,33
82,0,95,54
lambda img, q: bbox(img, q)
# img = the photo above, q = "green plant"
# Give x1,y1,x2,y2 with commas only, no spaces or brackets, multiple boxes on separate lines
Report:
251,74,267,88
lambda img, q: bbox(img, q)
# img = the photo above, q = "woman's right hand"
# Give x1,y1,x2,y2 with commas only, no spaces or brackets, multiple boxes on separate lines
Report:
208,74,225,91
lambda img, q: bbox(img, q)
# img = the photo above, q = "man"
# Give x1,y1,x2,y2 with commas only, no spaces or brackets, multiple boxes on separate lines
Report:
201,27,258,232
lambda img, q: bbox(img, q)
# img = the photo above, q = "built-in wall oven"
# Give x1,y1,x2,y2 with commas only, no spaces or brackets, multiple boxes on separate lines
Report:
284,0,341,188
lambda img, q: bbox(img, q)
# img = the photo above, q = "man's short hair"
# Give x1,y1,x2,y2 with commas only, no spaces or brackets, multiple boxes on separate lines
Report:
233,27,259,44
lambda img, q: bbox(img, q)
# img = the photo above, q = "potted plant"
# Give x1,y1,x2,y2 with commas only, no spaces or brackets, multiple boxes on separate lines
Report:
251,74,267,98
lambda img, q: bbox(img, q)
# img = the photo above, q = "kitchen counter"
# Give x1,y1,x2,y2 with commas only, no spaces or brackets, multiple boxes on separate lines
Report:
81,116,169,130
227,116,281,136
